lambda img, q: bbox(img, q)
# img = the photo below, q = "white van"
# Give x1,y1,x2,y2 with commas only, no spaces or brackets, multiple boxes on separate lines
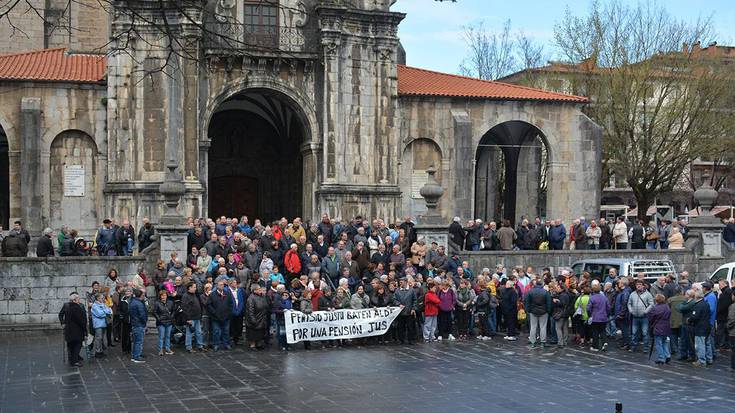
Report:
571,258,678,283
708,262,735,288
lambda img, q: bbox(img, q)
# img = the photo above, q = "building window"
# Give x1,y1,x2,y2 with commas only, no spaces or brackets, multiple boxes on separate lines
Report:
244,2,278,47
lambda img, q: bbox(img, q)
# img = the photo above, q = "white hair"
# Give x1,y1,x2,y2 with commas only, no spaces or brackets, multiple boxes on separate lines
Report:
453,216,461,223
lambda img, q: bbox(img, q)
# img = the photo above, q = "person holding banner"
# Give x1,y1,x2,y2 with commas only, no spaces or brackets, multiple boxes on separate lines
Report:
394,277,417,345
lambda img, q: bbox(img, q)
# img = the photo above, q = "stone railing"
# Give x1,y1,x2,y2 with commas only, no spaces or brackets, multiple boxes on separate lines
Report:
204,22,317,53
461,248,731,282
0,256,145,330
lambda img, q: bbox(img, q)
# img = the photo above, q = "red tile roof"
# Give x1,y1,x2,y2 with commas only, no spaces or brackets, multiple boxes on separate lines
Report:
397,65,588,103
0,48,106,83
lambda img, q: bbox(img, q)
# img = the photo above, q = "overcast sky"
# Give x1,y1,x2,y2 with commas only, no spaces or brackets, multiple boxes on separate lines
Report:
392,0,735,74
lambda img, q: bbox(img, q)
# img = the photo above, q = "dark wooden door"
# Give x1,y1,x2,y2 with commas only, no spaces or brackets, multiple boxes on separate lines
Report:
209,176,258,219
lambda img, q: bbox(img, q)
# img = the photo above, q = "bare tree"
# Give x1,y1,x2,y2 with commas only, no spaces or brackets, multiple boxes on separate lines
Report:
0,0,309,79
555,0,731,220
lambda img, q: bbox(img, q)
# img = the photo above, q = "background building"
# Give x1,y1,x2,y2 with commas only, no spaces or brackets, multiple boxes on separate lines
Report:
0,0,601,238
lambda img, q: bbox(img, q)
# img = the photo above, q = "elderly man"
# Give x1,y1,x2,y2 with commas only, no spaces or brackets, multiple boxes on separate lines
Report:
207,280,233,352
59,292,87,367
36,227,55,258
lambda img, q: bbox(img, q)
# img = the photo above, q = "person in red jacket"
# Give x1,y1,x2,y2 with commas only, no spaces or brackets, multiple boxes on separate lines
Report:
283,243,302,284
423,282,441,342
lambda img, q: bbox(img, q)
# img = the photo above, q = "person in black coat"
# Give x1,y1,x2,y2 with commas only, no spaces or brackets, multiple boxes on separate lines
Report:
245,285,271,350
59,292,87,367
448,217,465,254
138,218,155,252
2,232,28,257
207,280,233,351
36,228,55,257
500,281,519,339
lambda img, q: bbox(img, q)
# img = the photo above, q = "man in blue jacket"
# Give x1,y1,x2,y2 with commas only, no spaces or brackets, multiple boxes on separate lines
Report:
548,219,566,250
614,278,632,349
207,280,233,351
702,281,718,363
129,289,148,363
228,278,246,346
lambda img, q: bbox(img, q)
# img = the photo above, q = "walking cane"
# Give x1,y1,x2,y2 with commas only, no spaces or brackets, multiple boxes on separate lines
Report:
62,338,67,365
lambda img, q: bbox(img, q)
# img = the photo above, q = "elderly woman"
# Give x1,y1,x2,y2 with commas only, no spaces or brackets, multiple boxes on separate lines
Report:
668,227,685,249
246,285,270,350
196,247,212,273
153,289,176,356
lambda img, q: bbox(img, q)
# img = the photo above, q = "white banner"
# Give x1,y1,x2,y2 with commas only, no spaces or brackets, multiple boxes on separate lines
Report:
285,307,402,344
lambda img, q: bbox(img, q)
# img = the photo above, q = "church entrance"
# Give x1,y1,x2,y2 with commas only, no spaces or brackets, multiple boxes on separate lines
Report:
207,89,305,223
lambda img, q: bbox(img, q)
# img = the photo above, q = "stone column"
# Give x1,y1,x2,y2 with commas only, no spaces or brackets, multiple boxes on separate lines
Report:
20,98,42,235
157,57,189,263
452,111,472,220
415,166,448,250
685,180,724,257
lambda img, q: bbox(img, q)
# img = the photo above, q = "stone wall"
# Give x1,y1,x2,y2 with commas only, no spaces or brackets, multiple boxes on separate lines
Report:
0,256,145,330
0,82,106,237
461,248,734,282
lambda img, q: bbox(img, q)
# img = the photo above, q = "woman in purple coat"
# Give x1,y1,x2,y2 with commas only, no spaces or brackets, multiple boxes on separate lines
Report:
587,283,611,352
648,294,672,364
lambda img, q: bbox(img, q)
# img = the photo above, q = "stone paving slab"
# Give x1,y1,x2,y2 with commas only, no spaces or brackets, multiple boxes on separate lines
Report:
1,331,734,413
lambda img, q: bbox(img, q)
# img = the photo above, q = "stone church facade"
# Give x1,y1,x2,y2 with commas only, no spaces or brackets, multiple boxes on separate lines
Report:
0,0,601,238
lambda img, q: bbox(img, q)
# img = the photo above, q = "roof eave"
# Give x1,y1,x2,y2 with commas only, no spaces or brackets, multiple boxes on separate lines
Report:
398,93,588,104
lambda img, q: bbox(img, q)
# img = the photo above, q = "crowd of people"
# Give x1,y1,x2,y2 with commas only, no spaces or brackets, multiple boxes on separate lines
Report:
0,218,155,258
55,213,735,371
448,215,690,252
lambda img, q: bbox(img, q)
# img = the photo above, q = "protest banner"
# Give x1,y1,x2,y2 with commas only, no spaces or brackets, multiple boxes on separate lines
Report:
285,307,402,343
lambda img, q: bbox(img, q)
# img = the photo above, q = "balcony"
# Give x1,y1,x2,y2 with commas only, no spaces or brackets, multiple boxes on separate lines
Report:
204,22,316,54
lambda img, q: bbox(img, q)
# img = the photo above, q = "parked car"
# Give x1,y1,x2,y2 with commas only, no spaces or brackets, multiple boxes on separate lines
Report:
708,262,735,288
571,258,678,283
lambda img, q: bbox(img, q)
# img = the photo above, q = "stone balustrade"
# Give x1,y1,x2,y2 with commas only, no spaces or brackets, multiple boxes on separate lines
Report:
0,256,145,330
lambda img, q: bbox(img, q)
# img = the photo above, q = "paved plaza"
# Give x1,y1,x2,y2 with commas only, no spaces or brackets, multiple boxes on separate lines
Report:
1,331,734,413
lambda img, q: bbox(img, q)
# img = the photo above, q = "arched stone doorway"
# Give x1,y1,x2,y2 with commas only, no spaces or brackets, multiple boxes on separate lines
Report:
0,124,8,229
207,89,307,222
475,121,549,225
49,130,99,234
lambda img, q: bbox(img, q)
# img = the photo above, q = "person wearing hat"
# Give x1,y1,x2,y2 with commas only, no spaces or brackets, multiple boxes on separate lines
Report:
393,277,417,345
59,292,87,367
96,218,118,256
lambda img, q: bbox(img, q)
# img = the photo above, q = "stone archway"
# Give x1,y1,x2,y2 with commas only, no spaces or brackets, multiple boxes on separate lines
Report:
206,88,311,223
474,121,549,225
